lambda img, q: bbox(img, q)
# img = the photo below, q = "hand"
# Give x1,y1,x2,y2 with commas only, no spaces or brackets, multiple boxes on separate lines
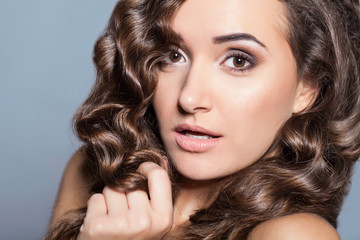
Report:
77,162,173,240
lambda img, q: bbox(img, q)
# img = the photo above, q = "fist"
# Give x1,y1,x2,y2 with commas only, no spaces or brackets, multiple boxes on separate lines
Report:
77,162,173,240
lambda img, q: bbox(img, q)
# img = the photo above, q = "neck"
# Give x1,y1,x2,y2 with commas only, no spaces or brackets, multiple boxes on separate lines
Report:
172,175,221,228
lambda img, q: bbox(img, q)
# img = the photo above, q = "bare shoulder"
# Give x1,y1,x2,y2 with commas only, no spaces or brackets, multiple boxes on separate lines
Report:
248,213,340,240
50,148,91,224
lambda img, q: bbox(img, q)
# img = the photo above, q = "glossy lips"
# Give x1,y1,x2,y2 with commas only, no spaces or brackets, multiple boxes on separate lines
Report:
174,124,222,153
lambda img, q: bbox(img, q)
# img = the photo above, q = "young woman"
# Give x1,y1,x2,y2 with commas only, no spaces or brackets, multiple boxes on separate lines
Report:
45,0,360,239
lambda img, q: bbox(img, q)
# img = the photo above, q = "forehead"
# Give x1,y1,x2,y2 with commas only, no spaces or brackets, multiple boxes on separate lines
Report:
172,0,288,47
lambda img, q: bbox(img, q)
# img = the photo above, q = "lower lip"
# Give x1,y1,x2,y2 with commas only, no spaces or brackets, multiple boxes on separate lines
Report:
174,132,222,153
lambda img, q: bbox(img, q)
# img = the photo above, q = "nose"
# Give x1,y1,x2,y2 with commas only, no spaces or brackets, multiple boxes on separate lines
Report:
178,60,213,114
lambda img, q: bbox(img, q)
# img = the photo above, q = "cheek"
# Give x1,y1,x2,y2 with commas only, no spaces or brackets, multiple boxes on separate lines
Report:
153,73,176,117
246,61,298,123
153,88,169,122
153,72,181,136
249,83,295,125
227,81,296,126
222,66,298,154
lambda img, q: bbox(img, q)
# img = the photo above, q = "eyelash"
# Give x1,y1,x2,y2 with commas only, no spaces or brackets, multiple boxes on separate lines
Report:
160,48,187,67
221,51,256,73
160,48,257,73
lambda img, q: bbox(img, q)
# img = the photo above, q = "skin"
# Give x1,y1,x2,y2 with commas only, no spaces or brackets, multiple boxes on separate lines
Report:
77,162,173,240
50,150,91,225
51,0,340,239
247,213,340,240
154,0,311,181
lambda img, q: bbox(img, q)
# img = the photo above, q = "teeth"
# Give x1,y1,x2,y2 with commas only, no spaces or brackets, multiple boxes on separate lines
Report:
185,133,213,139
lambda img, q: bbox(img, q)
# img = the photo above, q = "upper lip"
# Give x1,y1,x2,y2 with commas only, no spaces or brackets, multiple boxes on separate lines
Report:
174,123,222,137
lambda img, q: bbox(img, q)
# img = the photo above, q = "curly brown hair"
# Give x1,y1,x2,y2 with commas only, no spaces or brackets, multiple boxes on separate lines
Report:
45,0,360,239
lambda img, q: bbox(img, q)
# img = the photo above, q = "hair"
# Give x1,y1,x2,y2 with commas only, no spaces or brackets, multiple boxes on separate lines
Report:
44,0,360,239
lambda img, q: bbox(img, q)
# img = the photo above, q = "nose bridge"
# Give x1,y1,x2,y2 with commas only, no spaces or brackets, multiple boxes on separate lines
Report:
178,57,213,113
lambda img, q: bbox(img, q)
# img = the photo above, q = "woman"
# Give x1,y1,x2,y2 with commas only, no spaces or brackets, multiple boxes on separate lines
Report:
45,0,360,239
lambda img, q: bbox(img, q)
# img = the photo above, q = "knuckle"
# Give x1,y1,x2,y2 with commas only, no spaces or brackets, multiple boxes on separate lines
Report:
157,214,172,233
79,223,86,234
112,216,127,232
88,217,106,236
137,216,151,231
126,215,151,236
151,211,173,235
161,214,173,229
87,193,104,205
81,215,130,238
149,168,168,179
82,216,91,228
102,185,110,195
102,185,116,195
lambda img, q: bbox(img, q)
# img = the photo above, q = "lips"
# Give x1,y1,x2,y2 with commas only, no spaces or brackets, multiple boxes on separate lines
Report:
174,124,222,152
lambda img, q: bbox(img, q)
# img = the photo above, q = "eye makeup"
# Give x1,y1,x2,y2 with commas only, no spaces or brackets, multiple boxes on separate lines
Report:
220,49,257,73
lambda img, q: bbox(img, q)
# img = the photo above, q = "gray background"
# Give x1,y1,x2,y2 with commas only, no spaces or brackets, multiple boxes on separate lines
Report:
0,1,359,239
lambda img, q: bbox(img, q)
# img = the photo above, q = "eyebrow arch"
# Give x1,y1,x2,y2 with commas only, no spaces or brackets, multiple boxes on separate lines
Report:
212,33,266,48
174,33,184,43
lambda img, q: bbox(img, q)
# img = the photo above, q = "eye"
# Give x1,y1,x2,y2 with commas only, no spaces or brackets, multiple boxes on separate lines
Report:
162,49,187,65
223,56,250,69
221,51,256,73
231,57,247,68
168,51,185,63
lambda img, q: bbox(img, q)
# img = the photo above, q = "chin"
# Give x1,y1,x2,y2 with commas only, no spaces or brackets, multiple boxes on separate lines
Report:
171,160,232,181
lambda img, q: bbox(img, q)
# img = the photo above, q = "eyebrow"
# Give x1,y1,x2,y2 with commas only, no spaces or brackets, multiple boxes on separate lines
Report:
212,33,266,48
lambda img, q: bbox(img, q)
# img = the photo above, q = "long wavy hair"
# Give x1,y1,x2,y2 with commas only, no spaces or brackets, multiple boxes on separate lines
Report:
45,0,360,239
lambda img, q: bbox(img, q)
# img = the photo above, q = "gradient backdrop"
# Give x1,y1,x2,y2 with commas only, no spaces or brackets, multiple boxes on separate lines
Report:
0,1,359,239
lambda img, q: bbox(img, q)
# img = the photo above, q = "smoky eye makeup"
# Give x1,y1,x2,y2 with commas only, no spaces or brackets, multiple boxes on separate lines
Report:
159,46,188,68
158,43,260,74
220,49,258,73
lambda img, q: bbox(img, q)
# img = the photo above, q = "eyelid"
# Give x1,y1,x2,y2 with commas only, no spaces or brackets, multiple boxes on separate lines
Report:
225,49,256,63
220,49,257,72
169,45,188,62
161,45,188,68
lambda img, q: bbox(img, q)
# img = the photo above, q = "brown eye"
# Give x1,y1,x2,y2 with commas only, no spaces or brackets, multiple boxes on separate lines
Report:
169,51,183,63
222,54,252,72
233,57,246,67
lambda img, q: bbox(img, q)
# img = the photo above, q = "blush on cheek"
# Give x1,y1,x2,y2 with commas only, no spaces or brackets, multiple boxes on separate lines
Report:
257,65,298,121
237,86,293,150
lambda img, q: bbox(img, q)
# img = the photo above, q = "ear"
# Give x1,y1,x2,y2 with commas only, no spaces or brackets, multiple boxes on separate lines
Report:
292,79,317,113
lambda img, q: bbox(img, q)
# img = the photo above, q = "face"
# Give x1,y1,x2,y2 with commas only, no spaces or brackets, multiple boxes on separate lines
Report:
153,0,314,180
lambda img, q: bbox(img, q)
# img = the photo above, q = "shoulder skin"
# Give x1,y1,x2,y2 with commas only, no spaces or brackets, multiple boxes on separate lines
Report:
248,213,341,240
50,148,91,225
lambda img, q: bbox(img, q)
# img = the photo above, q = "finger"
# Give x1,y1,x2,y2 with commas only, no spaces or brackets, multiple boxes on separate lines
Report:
126,189,151,211
102,186,128,215
85,193,107,219
137,162,172,214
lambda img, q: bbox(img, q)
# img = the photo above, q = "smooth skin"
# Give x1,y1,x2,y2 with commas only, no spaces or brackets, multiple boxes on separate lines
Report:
77,162,172,240
248,214,340,240
51,0,341,239
154,0,316,181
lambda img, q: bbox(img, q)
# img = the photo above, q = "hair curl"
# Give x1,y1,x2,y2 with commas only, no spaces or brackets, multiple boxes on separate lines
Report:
45,0,360,239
